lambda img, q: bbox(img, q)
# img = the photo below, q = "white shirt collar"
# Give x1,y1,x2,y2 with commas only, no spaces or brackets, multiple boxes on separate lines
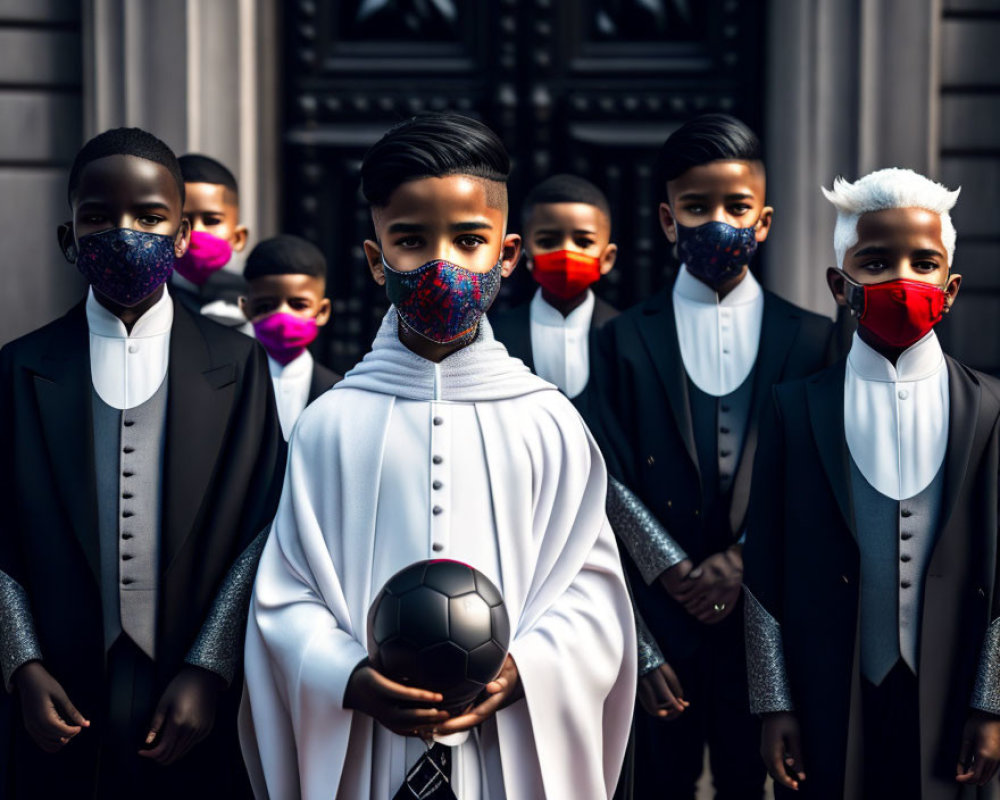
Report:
85,286,174,340
267,350,314,440
847,330,945,384
269,349,314,380
85,287,173,410
672,266,764,397
529,288,595,330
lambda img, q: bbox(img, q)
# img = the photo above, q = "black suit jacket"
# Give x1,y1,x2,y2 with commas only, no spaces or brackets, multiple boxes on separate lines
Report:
0,299,284,795
489,292,619,372
744,358,1000,799
584,284,832,661
308,360,342,403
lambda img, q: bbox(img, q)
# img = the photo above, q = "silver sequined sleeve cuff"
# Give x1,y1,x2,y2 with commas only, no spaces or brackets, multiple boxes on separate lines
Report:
184,527,269,687
636,610,665,677
744,587,794,714
0,570,42,691
606,476,687,585
971,618,1000,715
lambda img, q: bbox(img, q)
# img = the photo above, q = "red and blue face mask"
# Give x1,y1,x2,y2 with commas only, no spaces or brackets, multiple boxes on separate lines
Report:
70,227,176,307
675,219,759,289
381,252,503,344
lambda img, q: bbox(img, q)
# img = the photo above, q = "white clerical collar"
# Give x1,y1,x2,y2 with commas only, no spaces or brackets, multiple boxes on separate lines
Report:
85,286,174,341
673,264,762,308
268,349,313,380
529,287,594,330
847,330,944,384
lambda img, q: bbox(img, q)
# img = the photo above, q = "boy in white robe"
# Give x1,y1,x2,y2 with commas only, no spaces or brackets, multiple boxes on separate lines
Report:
239,112,636,800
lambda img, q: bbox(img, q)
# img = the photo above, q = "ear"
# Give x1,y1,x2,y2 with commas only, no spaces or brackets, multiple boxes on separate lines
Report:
57,221,77,263
943,272,962,312
826,266,849,307
238,296,252,322
500,233,522,278
599,242,618,276
173,217,192,258
364,239,386,286
230,225,249,253
659,202,678,243
315,296,332,326
754,206,774,243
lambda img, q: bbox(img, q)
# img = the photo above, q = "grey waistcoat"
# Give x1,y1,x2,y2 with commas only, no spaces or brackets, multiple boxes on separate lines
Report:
849,457,944,685
92,379,168,659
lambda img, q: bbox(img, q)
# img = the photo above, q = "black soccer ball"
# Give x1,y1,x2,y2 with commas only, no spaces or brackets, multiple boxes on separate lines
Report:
367,559,510,712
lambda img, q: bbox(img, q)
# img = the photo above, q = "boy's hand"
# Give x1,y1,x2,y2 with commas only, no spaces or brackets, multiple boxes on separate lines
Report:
344,660,450,737
139,665,225,765
676,547,743,624
433,655,522,736
658,559,695,600
957,710,1000,786
12,661,90,752
761,711,806,791
637,662,689,720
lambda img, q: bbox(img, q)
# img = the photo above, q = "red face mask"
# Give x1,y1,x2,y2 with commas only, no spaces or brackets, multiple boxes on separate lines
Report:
530,250,602,300
839,270,948,350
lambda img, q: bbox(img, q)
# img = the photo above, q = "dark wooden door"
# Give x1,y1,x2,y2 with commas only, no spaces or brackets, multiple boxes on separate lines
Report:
283,0,765,373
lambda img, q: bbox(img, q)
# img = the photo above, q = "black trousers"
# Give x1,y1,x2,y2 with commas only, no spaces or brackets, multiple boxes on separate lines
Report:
861,660,921,799
633,602,765,800
9,637,251,800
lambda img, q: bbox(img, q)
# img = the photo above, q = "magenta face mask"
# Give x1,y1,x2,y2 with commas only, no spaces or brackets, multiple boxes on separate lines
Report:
252,313,319,366
174,230,233,285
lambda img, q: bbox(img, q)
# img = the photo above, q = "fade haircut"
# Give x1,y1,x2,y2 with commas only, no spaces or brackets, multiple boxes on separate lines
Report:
68,127,184,204
360,112,510,212
521,174,611,229
179,153,239,201
244,235,326,281
822,168,960,268
654,113,763,201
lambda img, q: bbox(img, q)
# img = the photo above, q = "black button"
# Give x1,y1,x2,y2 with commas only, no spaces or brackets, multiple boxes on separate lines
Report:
721,404,731,412
432,542,444,552
121,578,134,586
720,427,730,434
433,417,443,426
121,554,133,561
122,471,134,478
432,455,443,465
122,511,134,518
121,533,133,540
432,506,443,515
123,420,134,427
900,532,913,540
720,472,731,481
900,509,913,518
122,492,133,499
900,554,911,563
901,580,912,589
123,446,135,454
432,480,443,490
720,449,732,458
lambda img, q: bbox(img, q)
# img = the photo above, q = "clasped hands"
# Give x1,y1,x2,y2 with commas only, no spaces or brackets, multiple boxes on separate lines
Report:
344,654,522,739
659,546,743,625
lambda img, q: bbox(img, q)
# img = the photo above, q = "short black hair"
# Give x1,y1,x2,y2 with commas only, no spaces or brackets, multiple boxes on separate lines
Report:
521,174,611,228
68,127,184,204
244,235,327,282
360,112,510,208
654,114,763,200
178,153,239,197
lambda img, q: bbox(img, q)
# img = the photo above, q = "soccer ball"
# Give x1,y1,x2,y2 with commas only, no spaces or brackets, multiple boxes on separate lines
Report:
367,559,510,712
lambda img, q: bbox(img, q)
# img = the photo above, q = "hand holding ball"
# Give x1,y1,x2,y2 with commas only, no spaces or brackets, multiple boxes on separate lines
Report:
367,560,510,714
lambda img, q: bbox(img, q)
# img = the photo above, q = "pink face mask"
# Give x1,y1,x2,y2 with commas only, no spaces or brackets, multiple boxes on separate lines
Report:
252,312,319,365
174,230,233,285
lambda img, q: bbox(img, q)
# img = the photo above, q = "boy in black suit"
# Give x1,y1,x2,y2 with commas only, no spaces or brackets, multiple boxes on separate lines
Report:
241,235,341,440
745,168,1000,798
491,174,618,398
586,114,832,798
0,128,284,798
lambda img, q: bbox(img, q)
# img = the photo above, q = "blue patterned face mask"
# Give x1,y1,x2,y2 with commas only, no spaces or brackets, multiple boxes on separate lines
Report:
675,219,759,289
71,228,177,306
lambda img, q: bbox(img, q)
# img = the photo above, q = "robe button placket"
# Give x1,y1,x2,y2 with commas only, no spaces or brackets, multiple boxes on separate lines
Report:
430,405,450,554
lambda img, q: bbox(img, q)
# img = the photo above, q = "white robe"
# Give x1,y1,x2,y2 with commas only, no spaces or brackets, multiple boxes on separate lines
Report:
240,310,636,800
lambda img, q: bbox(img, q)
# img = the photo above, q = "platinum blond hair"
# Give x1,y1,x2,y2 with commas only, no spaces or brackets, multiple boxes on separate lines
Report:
821,167,960,268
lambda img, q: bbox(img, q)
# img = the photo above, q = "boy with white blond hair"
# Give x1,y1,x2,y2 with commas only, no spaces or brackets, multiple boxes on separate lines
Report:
743,167,1000,798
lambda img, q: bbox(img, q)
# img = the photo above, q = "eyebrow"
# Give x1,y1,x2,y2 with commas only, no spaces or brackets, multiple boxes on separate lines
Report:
386,220,494,234
676,191,754,201
852,246,946,259
533,227,598,236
